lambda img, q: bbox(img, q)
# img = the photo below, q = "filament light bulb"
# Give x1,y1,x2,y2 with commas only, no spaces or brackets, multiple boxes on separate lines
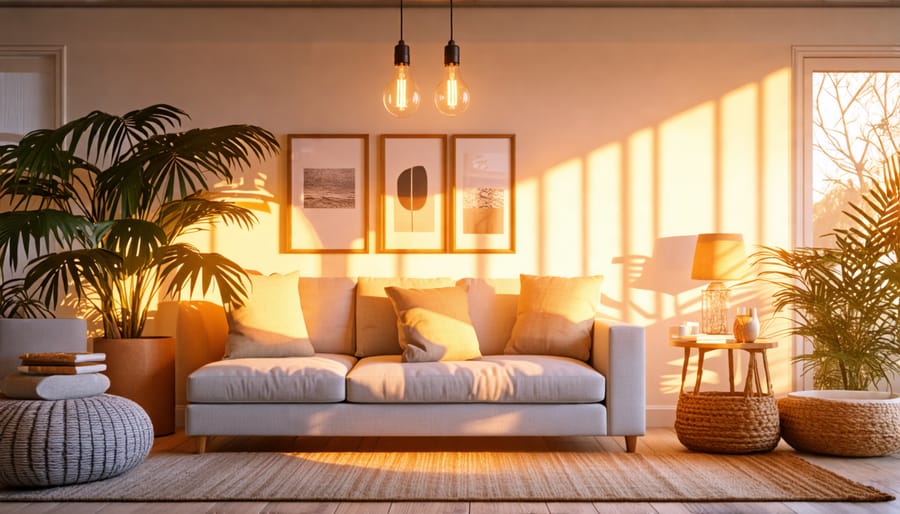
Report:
435,41,470,116
383,41,420,118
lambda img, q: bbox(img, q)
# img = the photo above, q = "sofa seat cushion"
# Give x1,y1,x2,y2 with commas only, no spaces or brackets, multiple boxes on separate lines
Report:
188,354,356,403
346,355,605,404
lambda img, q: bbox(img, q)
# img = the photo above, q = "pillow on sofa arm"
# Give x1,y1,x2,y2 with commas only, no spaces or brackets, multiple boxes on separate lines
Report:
225,271,315,358
384,285,482,363
503,274,603,361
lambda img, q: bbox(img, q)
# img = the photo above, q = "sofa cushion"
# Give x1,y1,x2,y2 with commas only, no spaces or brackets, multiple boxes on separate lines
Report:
460,278,520,355
385,285,482,362
225,271,314,358
346,355,605,403
355,277,455,357
504,274,603,361
188,354,356,403
299,277,356,354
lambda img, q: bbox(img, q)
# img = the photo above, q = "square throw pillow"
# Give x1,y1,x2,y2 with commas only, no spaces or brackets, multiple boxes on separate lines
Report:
225,271,315,358
355,277,455,357
384,285,482,362
503,274,604,361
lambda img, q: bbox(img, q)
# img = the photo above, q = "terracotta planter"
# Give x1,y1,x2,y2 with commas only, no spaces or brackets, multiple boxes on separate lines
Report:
92,336,175,437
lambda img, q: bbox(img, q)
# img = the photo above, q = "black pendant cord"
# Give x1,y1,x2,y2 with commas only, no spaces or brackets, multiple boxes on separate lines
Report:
400,0,404,41
449,0,454,42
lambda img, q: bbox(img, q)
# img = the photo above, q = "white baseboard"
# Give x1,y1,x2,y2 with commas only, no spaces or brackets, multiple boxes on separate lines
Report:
646,405,675,428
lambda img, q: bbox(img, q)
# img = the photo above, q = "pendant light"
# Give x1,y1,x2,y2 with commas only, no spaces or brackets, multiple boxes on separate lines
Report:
434,0,470,116
383,0,420,117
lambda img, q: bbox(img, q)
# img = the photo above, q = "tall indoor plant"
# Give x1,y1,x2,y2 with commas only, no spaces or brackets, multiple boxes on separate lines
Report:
754,153,899,392
0,104,278,433
754,153,900,456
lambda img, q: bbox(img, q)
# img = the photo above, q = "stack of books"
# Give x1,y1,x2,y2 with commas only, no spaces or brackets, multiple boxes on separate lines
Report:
17,352,107,375
1,352,110,401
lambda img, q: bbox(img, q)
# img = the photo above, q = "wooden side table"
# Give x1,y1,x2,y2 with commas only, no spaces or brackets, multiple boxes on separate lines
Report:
670,337,781,454
670,338,777,397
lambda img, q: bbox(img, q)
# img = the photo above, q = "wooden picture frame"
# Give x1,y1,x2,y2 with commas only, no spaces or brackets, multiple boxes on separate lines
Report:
378,134,447,253
450,134,516,253
284,134,369,253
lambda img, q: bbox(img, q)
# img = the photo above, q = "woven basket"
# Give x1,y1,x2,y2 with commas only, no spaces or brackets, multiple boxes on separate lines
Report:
778,391,900,457
675,392,780,454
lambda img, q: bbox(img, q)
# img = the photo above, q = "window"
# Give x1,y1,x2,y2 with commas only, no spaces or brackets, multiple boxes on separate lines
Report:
795,48,900,247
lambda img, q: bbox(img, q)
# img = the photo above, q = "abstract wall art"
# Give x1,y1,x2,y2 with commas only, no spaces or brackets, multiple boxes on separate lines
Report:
379,134,447,253
450,134,516,253
285,134,369,253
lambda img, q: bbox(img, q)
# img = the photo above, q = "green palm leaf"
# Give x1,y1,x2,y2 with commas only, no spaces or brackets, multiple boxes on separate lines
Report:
0,210,93,269
157,243,250,306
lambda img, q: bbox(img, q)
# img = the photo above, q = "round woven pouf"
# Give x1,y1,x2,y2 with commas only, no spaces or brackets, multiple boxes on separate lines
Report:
675,392,780,454
0,394,154,488
778,390,900,457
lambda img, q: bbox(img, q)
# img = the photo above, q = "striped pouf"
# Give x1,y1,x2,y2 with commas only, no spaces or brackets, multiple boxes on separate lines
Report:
0,394,153,487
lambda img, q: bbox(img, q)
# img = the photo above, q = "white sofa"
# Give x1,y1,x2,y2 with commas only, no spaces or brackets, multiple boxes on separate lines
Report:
183,276,646,453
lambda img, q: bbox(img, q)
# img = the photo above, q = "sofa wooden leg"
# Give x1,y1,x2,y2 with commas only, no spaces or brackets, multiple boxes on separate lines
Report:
625,435,638,453
196,436,208,454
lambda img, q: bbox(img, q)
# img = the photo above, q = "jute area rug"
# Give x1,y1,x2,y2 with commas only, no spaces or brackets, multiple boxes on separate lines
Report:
0,446,893,502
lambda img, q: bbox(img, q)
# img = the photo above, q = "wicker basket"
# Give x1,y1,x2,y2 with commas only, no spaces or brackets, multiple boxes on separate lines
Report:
675,392,780,454
778,391,900,457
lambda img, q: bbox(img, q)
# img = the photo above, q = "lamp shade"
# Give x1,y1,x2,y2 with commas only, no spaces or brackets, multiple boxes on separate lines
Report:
690,233,749,281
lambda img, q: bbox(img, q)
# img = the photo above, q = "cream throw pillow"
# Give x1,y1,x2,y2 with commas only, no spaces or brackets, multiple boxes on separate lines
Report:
384,285,482,362
504,274,603,361
225,271,315,358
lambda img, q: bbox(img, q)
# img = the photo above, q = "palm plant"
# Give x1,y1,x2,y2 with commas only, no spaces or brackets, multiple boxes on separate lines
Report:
754,153,900,391
0,104,279,338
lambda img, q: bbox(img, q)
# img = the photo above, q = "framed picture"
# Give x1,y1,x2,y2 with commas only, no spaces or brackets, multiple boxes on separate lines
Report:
378,134,447,253
284,134,369,253
450,134,516,253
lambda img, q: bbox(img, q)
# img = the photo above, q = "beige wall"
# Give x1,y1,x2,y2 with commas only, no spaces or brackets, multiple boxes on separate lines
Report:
3,6,898,425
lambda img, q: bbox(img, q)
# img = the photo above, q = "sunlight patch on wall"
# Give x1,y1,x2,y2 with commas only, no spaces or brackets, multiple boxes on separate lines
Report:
587,143,623,317
658,102,716,235
720,84,760,235
540,158,585,275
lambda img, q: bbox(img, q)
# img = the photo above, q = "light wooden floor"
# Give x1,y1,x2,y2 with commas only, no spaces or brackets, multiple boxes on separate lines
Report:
1,427,897,514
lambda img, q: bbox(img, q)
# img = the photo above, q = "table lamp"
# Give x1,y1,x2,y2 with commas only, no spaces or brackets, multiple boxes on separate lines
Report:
691,233,749,335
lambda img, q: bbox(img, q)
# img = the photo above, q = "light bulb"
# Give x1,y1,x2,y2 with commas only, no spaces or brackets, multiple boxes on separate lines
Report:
435,41,470,116
383,41,420,118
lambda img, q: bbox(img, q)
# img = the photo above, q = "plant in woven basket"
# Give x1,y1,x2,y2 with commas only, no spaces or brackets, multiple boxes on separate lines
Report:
754,153,900,391
0,104,279,338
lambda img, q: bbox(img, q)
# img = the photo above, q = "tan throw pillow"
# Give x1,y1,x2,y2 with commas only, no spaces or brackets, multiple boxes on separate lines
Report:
504,274,603,361
384,285,482,362
225,271,315,358
355,277,455,357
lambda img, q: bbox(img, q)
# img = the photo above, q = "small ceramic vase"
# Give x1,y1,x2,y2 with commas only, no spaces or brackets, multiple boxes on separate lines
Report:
733,307,749,342
742,308,760,342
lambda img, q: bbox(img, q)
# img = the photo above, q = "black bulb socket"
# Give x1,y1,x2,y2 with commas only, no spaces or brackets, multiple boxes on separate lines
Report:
443,40,460,66
394,40,411,66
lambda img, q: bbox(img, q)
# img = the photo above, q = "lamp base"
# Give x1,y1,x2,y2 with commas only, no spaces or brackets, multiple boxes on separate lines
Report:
701,282,730,335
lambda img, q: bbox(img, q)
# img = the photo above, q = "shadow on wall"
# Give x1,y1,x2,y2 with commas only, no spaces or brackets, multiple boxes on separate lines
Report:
616,235,699,298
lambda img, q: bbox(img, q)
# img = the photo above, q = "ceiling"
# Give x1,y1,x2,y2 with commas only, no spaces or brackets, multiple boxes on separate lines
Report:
1,0,898,6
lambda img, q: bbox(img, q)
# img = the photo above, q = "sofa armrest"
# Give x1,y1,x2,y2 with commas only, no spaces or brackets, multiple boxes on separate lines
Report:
154,301,229,408
591,318,646,437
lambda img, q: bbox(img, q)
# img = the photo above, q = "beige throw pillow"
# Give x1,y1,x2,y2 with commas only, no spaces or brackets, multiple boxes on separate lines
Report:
504,274,603,361
355,277,455,357
225,271,315,358
384,285,482,362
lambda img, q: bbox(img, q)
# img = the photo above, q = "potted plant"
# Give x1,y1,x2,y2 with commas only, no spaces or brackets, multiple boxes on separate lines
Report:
754,152,900,456
0,104,278,434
